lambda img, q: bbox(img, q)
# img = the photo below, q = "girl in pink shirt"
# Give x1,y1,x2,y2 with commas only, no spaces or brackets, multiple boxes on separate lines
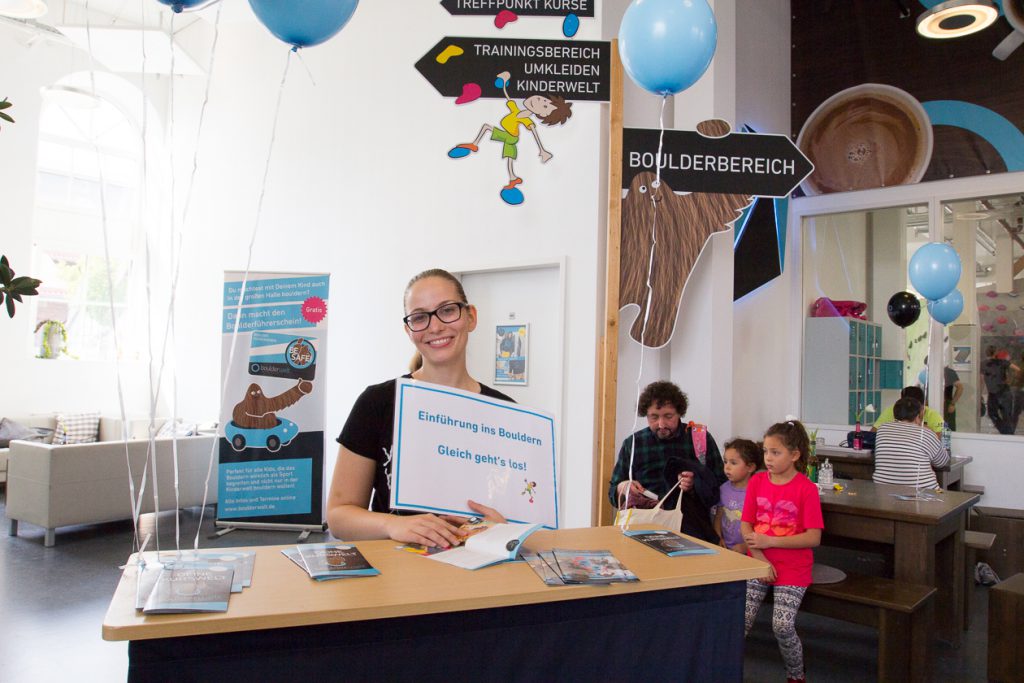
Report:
741,420,823,683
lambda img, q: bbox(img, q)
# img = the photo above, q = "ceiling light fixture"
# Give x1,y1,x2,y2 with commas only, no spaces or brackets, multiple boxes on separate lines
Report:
917,0,999,39
0,0,47,19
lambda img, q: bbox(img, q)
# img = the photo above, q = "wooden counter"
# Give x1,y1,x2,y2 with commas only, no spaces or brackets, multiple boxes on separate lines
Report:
104,525,770,682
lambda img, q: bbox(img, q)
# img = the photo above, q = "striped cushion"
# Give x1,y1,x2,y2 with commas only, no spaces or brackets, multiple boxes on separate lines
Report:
53,412,100,445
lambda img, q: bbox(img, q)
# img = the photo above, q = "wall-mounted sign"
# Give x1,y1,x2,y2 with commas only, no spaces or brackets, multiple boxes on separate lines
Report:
440,0,595,19
622,127,813,198
416,36,610,103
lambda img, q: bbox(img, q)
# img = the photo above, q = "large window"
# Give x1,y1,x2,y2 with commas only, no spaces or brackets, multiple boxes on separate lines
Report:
32,81,144,361
798,184,1024,437
800,204,926,427
941,193,1024,436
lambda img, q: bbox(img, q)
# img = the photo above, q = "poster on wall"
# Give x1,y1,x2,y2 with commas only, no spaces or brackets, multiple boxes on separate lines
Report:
218,271,329,531
391,378,558,527
494,323,528,385
791,1,1024,195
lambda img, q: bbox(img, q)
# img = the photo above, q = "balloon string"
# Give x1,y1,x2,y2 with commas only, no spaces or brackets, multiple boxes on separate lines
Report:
294,49,317,86
136,0,152,572
622,94,670,526
176,0,224,555
653,93,667,190
180,0,222,228
194,48,293,547
83,0,146,559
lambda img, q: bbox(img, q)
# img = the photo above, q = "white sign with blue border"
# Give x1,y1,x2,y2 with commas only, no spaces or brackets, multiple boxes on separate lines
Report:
391,378,558,528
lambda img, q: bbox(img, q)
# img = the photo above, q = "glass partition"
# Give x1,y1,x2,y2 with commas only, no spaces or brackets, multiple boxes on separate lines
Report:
940,193,1024,436
800,204,927,427
801,193,1024,436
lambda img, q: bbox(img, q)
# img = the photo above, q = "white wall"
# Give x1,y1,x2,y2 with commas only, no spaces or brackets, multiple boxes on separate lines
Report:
730,0,794,439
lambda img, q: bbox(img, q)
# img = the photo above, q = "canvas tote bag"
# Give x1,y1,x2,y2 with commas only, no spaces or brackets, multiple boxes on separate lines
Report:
614,481,683,530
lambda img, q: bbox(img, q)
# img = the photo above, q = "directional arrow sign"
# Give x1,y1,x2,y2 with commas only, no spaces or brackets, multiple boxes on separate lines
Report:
622,127,814,198
440,0,595,17
416,37,610,102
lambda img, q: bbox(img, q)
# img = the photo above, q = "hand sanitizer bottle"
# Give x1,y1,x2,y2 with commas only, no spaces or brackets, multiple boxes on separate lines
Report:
819,459,833,487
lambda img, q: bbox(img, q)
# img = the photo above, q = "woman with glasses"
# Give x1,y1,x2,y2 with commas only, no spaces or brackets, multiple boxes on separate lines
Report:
326,268,512,548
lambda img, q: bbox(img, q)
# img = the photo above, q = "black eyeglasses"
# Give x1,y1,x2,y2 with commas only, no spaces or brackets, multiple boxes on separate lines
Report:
403,302,469,332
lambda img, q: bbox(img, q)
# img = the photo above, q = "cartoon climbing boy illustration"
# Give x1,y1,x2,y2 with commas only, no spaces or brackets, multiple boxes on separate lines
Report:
448,70,573,206
521,479,538,503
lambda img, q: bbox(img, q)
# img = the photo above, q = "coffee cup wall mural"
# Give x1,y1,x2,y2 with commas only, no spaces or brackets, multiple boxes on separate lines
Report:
791,1,1024,195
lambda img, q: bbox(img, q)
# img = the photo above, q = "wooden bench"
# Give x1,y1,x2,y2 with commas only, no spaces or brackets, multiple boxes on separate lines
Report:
963,530,996,631
989,573,1024,683
802,573,936,682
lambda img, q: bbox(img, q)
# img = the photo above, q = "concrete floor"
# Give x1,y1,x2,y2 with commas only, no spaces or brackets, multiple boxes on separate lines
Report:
0,491,994,682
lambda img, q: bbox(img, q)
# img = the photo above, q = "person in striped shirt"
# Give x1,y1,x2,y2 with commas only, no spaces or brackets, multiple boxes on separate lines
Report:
872,396,949,489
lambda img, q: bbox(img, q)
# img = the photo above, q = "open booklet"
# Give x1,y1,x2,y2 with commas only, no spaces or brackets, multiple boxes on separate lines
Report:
425,521,543,570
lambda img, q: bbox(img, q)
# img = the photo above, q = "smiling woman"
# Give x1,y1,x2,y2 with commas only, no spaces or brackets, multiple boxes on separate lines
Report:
325,268,515,548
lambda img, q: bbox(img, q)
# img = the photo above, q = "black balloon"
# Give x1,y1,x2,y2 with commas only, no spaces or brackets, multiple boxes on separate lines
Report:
887,291,921,328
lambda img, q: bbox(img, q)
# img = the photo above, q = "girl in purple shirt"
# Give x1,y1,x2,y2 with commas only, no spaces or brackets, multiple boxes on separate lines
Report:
714,438,762,553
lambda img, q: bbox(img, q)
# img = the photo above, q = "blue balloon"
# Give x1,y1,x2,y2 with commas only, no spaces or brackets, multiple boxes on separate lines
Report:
927,289,964,325
157,0,218,12
618,0,717,96
248,0,359,49
908,243,962,300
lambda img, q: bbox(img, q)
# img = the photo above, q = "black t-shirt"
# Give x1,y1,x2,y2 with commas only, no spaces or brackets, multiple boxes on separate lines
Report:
982,358,1010,394
337,375,515,514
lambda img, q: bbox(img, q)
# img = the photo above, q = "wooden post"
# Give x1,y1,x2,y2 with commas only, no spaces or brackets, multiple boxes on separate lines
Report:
593,41,624,527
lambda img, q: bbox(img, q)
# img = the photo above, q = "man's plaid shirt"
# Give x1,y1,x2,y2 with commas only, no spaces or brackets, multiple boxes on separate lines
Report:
608,424,725,508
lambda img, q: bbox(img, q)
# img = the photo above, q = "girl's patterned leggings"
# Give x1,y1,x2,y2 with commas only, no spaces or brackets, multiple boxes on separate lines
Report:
744,579,808,680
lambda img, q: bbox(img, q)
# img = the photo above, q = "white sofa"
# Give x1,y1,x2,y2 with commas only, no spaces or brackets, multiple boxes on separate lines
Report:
1,415,57,485
5,416,218,547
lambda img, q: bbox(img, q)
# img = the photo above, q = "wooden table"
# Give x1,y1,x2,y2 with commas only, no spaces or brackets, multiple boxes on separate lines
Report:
818,445,972,490
818,479,979,648
104,525,769,682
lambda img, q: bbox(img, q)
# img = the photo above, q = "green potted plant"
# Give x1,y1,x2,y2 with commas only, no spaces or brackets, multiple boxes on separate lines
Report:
0,97,13,129
35,319,72,359
1,255,41,318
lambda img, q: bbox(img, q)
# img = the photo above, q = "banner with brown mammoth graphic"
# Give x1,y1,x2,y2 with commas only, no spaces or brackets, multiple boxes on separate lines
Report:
219,271,329,531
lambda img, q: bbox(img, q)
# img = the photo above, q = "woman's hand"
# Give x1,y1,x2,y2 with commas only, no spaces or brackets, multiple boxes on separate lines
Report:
384,513,465,548
743,531,775,550
467,499,507,524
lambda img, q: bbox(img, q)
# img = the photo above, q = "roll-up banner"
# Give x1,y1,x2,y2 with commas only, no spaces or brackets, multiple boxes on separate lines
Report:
218,271,329,532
